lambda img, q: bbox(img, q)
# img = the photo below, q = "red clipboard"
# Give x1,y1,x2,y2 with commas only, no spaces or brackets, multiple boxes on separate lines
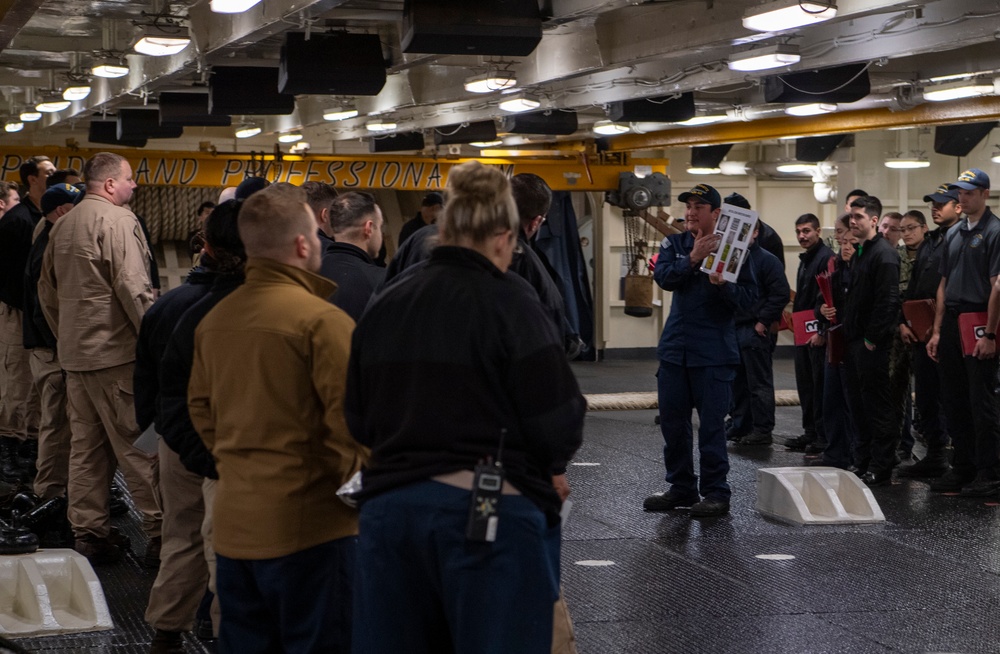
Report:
902,300,935,343
792,310,820,346
959,312,990,356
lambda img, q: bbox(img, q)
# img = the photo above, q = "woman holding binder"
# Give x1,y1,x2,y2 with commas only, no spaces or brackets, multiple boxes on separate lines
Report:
810,215,861,471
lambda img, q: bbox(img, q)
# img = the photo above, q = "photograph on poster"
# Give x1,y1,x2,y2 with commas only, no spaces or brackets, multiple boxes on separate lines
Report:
726,250,741,274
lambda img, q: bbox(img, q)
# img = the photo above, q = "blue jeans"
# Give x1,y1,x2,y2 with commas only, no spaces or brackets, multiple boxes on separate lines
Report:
353,481,560,654
216,537,356,654
657,361,734,500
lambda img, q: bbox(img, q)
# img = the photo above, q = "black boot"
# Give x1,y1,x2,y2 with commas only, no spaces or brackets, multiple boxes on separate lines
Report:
0,437,26,483
896,450,950,478
15,439,37,479
0,515,39,555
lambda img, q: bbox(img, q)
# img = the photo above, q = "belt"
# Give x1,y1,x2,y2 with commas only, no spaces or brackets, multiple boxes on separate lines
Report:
431,470,521,496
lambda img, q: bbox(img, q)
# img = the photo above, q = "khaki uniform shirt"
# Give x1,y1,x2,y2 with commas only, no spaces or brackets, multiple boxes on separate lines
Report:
38,195,154,372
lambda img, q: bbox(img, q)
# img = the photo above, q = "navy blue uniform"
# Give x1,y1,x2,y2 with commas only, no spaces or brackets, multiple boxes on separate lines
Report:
653,231,757,501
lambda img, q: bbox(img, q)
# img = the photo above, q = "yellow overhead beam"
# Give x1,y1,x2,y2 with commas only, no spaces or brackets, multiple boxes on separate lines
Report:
606,96,1000,151
0,148,666,192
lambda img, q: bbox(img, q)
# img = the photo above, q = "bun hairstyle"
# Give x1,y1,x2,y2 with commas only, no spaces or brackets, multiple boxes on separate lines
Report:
440,161,518,245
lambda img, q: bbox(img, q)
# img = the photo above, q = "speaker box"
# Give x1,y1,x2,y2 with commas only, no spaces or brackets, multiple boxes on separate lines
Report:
795,134,849,162
501,111,578,135
402,0,542,57
934,121,998,157
89,120,147,148
158,92,232,126
279,32,386,96
764,63,870,104
608,93,695,123
433,121,497,145
369,132,426,152
209,67,295,116
691,144,733,169
118,109,184,140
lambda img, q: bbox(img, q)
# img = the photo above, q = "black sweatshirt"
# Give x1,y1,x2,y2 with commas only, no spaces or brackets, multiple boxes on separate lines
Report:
844,233,901,345
345,246,585,523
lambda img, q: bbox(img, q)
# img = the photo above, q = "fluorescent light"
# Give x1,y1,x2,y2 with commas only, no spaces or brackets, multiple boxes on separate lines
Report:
36,100,71,113
719,161,748,175
19,111,41,122
235,126,261,138
728,44,801,72
278,132,303,143
743,0,837,32
687,167,720,175
676,115,728,127
785,102,837,116
323,107,359,121
5,122,24,133
134,34,191,57
498,95,540,113
464,72,516,94
210,0,262,12
593,120,630,135
776,163,814,173
470,140,503,148
62,86,91,101
884,157,930,169
366,121,397,132
923,81,994,102
92,62,129,78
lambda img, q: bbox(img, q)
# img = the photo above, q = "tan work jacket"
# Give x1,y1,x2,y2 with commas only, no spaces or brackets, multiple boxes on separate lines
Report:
38,194,153,372
188,257,366,560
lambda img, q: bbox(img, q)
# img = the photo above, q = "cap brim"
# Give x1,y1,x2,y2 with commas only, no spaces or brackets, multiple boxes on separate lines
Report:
948,182,980,191
923,193,957,203
678,192,716,207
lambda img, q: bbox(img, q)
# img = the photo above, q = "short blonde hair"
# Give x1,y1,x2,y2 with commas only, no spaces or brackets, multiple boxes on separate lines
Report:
439,161,518,245
237,183,314,258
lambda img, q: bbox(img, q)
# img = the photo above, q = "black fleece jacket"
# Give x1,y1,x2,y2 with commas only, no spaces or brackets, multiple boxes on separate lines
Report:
345,246,585,524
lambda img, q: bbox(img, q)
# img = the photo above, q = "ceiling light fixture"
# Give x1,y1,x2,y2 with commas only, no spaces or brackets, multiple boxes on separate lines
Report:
923,80,994,102
92,60,129,78
884,157,930,169
498,95,540,113
133,27,191,57
323,107,359,121
727,44,801,72
234,126,261,138
19,111,42,122
470,140,503,147
277,132,303,143
35,99,71,113
686,166,720,175
776,163,815,173
719,161,749,175
4,122,24,133
784,102,837,116
743,0,838,33
464,72,517,94
62,85,92,101
289,141,310,154
676,115,728,127
366,120,397,132
210,0,263,13
593,120,630,135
